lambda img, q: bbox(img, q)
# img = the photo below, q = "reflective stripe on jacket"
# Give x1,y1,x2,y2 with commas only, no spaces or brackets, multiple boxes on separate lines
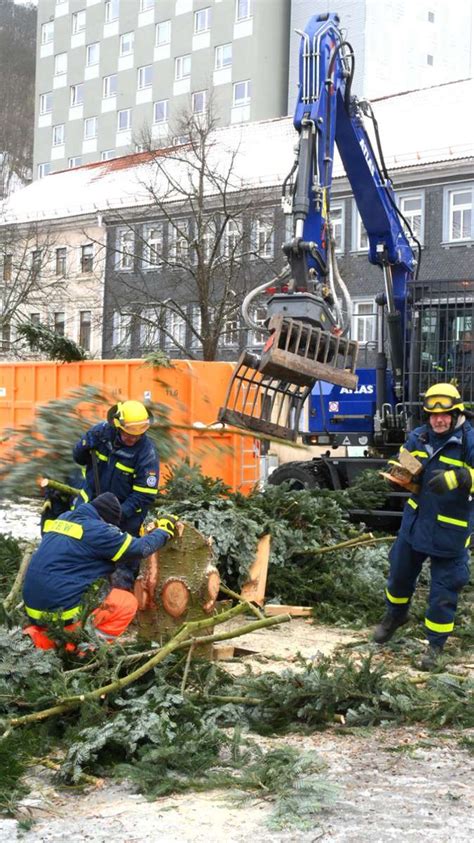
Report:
72,422,160,535
23,502,169,615
398,420,474,558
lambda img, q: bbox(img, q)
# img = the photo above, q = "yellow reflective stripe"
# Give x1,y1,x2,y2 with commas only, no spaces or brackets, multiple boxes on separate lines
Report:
439,456,465,467
111,533,133,562
132,484,158,495
81,466,86,477
465,535,471,548
115,462,134,473
385,588,410,604
387,459,398,465
25,604,82,621
410,451,428,458
79,489,89,502
437,514,468,528
407,498,418,509
425,617,454,634
43,520,84,540
94,450,108,462
444,470,458,491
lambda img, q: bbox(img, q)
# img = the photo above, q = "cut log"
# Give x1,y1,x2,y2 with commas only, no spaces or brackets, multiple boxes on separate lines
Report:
240,534,271,606
264,604,313,618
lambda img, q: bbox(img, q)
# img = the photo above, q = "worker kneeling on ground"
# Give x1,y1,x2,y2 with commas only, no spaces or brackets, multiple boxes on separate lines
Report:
23,492,177,650
373,383,473,670
73,399,159,537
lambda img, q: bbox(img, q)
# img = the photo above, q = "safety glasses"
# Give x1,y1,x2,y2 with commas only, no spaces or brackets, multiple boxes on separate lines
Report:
424,395,456,411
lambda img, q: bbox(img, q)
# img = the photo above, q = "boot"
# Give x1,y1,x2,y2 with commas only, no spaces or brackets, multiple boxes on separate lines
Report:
419,643,444,671
372,610,409,644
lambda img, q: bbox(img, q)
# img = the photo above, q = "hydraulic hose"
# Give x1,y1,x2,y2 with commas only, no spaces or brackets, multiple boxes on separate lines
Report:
241,266,291,331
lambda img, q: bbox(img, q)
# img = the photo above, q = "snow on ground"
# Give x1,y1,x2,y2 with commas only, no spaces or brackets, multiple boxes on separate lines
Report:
0,499,42,543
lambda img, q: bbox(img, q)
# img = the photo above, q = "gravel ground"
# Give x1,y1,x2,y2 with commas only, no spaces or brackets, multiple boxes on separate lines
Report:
1,501,473,842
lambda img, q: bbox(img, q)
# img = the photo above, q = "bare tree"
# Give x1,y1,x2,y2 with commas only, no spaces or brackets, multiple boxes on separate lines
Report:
106,103,282,361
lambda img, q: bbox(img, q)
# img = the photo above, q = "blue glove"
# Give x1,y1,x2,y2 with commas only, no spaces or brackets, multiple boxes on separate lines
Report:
82,425,108,450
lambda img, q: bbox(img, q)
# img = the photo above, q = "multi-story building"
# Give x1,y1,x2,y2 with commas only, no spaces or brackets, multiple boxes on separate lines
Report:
33,0,291,179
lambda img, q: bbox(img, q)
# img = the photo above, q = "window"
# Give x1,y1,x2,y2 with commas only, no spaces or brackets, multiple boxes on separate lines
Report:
54,312,65,336
215,43,232,69
117,229,134,270
40,92,53,114
235,0,251,22
143,224,163,268
2,255,12,283
54,52,67,76
41,21,54,44
30,313,40,325
446,186,473,242
117,109,131,132
72,10,86,34
353,209,369,251
86,42,100,65
68,156,82,168
105,0,119,22
83,117,97,140
140,0,154,9
173,135,190,146
112,311,131,349
428,10,435,22
164,311,186,349
137,65,153,89
81,244,93,273
1,322,11,352
399,192,424,243
223,219,242,257
79,310,91,350
140,308,160,348
222,314,239,347
192,90,207,114
201,219,217,262
233,80,251,106
120,31,134,56
153,99,168,123
194,7,210,33
103,74,117,97
175,54,191,80
52,124,65,145
427,54,434,66
70,83,84,106
37,163,51,179
156,20,171,45
352,300,376,345
55,247,66,276
330,204,344,252
101,149,115,161
169,221,189,263
252,215,274,258
249,306,266,345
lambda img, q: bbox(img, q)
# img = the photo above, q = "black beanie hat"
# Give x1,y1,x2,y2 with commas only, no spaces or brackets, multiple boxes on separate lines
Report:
91,493,122,526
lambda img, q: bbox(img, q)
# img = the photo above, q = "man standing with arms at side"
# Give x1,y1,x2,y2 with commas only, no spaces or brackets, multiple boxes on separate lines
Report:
373,383,473,670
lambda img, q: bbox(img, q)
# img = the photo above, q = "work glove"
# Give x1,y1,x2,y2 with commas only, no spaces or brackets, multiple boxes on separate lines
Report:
154,514,179,538
82,424,109,451
428,467,473,495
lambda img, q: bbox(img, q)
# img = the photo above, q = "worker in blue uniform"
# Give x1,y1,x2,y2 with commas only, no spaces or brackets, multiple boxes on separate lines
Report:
73,400,159,537
373,383,473,670
23,492,178,650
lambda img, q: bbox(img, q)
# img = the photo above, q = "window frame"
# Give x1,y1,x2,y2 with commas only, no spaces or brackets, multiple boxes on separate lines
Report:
103,73,117,98
215,43,232,70
140,0,154,10
37,163,51,179
397,190,425,246
55,247,67,277
142,223,164,269
41,21,54,44
83,116,97,140
233,79,251,107
194,7,211,33
2,254,13,283
79,310,92,350
235,0,252,22
139,307,161,349
54,311,66,337
68,156,82,169
101,149,116,161
112,311,131,350
163,310,186,350
192,90,207,114
153,99,168,124
443,183,474,243
116,228,135,271
137,64,153,90
223,218,242,257
119,31,134,56
351,299,377,346
252,214,274,259
117,108,131,132
175,54,191,81
39,92,53,115
351,204,369,252
330,202,345,253
86,42,100,66
168,219,189,264
72,9,86,34
105,0,119,23
54,52,67,76
52,123,65,146
70,83,84,107
81,243,94,273
155,19,171,46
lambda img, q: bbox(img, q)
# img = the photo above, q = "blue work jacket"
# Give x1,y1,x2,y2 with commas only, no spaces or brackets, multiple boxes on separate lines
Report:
398,420,474,559
73,422,159,535
23,503,169,618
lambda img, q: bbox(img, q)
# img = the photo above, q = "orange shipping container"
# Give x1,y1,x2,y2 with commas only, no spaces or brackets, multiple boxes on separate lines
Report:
0,359,259,493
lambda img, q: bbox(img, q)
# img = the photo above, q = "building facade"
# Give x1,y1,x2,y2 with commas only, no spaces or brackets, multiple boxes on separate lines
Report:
34,0,291,178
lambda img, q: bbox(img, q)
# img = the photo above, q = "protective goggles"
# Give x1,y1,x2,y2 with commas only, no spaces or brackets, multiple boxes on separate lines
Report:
423,395,458,411
119,420,150,435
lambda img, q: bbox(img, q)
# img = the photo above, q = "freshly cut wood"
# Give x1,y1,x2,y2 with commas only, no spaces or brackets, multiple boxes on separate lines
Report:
161,577,191,618
264,605,313,618
240,534,271,606
212,644,235,660
399,449,423,476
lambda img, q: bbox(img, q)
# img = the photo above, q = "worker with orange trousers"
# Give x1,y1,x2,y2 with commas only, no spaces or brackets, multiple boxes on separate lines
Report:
23,492,177,650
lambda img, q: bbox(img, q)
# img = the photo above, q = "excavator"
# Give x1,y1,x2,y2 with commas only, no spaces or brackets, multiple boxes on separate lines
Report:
219,11,473,522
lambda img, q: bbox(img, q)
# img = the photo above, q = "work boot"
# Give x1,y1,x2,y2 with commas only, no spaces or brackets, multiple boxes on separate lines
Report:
419,644,444,671
372,610,409,644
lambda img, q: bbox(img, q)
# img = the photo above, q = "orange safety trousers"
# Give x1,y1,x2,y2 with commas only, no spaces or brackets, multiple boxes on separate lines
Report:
23,588,138,651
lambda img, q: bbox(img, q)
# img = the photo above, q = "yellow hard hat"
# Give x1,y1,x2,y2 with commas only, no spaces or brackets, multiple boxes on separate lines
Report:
423,383,464,414
111,400,151,435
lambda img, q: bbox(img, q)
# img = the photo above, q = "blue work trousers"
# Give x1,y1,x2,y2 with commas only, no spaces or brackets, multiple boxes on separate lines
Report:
385,535,470,646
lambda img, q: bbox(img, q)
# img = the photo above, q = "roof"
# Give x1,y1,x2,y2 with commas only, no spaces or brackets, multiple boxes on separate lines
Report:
2,78,473,226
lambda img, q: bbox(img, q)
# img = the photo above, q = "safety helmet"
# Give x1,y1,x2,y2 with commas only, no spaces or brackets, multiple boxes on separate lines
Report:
423,383,464,414
110,400,151,436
